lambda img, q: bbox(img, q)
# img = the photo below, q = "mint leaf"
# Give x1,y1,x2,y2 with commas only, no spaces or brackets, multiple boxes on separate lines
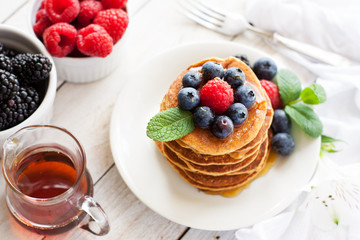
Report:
300,83,327,105
146,107,194,142
285,103,323,138
273,69,302,105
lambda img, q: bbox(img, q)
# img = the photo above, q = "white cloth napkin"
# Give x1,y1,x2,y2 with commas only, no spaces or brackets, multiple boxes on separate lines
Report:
244,0,360,63
235,52,360,239
236,1,360,239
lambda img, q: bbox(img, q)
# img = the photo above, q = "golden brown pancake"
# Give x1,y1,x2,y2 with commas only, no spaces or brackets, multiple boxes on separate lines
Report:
165,140,259,166
183,138,268,188
163,142,258,176
154,56,275,196
156,136,270,192
161,57,268,155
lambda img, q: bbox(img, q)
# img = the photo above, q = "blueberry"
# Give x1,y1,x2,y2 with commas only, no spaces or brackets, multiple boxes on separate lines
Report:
224,67,245,89
201,61,224,82
211,115,234,139
234,85,256,108
271,109,291,134
226,103,248,125
271,133,295,155
182,72,201,89
234,54,251,66
252,57,277,80
193,106,215,128
177,87,200,111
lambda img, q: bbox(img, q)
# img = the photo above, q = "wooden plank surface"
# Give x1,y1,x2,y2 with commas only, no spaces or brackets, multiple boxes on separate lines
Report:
0,0,315,239
0,0,28,23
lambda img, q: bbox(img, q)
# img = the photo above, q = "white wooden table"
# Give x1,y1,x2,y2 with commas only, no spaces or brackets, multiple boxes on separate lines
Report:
0,0,314,239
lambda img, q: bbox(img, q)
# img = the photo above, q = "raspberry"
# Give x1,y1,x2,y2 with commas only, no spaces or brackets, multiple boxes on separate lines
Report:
43,22,77,57
77,24,113,57
93,8,129,43
260,80,283,109
200,78,234,114
77,0,103,28
101,0,128,9
33,9,53,38
40,0,47,9
45,0,80,23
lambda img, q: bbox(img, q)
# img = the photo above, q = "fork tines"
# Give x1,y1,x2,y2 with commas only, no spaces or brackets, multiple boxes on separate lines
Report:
178,0,226,30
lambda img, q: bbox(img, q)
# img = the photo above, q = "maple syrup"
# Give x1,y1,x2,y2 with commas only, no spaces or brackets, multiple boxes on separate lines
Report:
16,150,76,198
6,146,93,234
2,126,108,236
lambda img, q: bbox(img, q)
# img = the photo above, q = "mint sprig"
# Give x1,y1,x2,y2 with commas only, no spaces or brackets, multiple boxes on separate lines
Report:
274,69,302,104
300,83,327,105
146,107,194,142
275,69,326,138
285,104,323,138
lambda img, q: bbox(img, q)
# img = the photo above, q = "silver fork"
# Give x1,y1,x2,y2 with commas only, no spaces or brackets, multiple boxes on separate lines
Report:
178,0,352,67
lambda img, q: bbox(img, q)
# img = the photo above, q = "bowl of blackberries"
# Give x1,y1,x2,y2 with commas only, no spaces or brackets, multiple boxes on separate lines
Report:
0,24,56,142
29,0,130,83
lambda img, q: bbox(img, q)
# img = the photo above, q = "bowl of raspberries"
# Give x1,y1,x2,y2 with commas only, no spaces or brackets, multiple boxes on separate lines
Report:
0,24,57,143
29,0,130,83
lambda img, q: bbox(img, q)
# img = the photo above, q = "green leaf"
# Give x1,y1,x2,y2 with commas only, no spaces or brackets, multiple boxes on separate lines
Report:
285,103,323,138
273,69,302,105
321,135,341,154
146,107,194,142
321,135,341,144
300,83,327,105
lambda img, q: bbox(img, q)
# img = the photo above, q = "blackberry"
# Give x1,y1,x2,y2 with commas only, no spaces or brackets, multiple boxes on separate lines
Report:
12,53,52,84
234,54,251,66
2,46,20,58
0,54,13,72
0,96,26,130
0,86,40,130
19,86,40,113
0,69,20,102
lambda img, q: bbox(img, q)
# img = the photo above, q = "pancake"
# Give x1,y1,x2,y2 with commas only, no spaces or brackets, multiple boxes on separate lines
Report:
165,101,272,165
162,57,268,155
165,140,260,166
156,136,270,192
153,56,275,197
163,142,259,176
183,138,269,189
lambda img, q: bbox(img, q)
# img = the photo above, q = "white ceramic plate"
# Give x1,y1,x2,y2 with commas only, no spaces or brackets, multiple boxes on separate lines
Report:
109,40,320,231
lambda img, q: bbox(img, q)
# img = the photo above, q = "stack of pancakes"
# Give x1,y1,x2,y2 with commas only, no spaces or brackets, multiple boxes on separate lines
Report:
156,57,274,196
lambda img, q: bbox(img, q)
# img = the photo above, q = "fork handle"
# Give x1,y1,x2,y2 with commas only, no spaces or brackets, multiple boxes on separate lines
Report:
271,33,352,67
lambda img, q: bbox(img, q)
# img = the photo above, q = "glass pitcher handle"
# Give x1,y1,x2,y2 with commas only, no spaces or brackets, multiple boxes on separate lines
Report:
79,195,110,236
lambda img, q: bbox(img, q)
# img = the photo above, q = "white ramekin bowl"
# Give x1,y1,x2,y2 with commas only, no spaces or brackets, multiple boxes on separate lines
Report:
0,24,57,144
28,0,128,83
